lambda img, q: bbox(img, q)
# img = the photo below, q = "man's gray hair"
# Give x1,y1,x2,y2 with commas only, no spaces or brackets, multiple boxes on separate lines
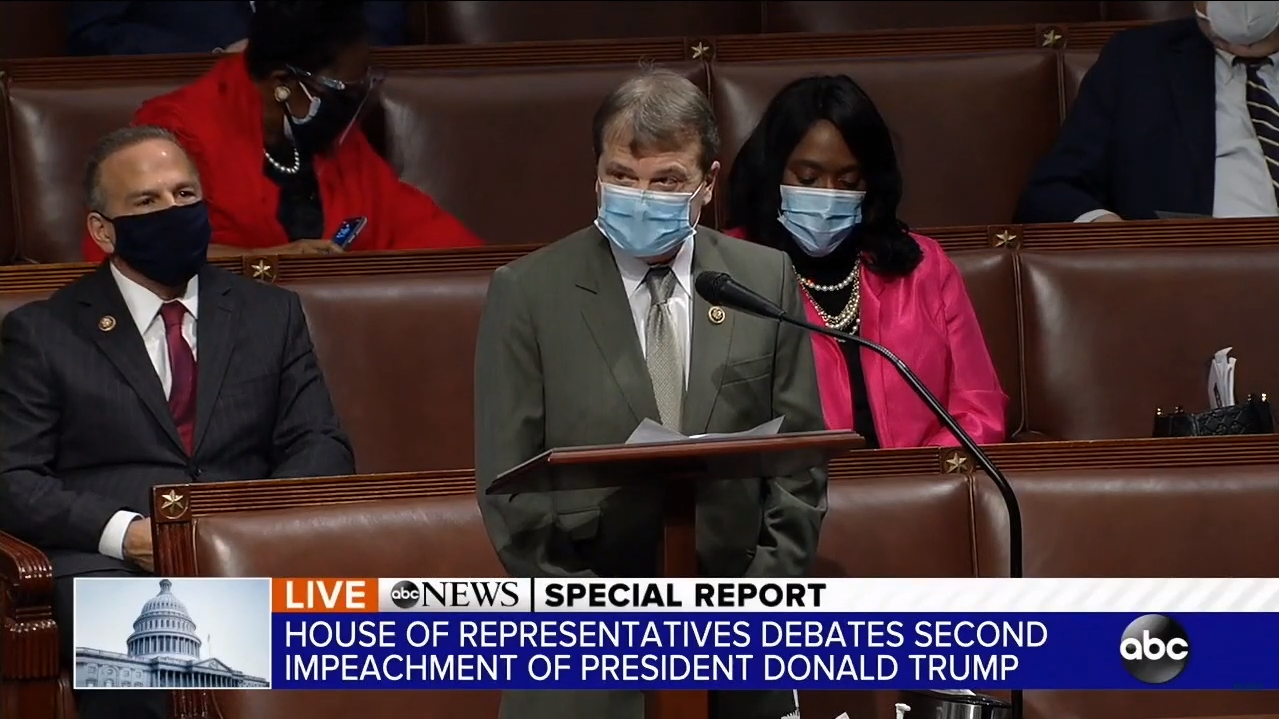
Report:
592,68,720,174
84,125,194,214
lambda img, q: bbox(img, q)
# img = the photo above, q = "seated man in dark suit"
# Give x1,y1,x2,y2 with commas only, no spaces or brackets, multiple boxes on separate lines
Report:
67,0,409,56
0,125,355,719
1017,2,1279,223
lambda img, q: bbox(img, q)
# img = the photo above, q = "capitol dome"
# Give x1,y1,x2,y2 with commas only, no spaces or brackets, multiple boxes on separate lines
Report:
126,579,203,660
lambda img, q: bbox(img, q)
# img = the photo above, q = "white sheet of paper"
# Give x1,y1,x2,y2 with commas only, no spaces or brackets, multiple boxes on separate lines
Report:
1226,357,1237,406
1209,347,1236,408
624,417,785,445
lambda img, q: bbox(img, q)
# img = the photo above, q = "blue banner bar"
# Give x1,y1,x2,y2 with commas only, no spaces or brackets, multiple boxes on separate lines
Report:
270,612,1279,690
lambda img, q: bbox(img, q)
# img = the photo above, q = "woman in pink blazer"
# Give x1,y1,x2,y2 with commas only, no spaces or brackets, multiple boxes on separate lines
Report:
724,75,1007,448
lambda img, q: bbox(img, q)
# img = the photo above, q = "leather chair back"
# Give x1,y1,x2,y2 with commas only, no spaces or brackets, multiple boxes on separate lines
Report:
424,1,761,44
380,62,708,247
7,80,186,263
1018,248,1279,439
951,249,1022,433
710,52,1061,229
292,271,493,473
972,465,1279,719
193,493,503,719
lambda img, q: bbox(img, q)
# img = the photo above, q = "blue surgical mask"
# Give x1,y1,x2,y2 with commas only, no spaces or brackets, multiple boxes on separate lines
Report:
595,182,702,259
778,185,865,257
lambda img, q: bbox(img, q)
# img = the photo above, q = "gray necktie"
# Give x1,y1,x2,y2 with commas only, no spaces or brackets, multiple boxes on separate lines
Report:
643,266,684,430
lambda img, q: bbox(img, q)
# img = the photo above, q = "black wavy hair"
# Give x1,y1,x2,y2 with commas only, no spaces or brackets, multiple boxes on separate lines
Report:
244,1,369,80
726,74,922,277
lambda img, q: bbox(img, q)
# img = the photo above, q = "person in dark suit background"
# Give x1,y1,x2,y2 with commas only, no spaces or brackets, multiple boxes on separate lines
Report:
1016,1,1279,223
0,125,354,719
67,0,409,56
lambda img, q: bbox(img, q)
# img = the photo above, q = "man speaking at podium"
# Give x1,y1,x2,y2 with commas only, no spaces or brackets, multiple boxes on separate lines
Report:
474,69,828,719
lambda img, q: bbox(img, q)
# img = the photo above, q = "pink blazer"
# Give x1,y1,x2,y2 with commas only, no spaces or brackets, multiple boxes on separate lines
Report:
724,229,1008,447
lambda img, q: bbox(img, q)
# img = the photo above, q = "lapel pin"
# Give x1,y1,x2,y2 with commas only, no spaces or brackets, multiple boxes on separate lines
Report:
708,306,726,325
98,315,117,332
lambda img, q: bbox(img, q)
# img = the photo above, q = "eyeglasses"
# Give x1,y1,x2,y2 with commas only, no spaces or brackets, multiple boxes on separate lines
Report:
286,65,386,94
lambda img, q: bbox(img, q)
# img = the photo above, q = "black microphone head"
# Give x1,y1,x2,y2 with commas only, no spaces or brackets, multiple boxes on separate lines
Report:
694,270,785,320
694,271,732,304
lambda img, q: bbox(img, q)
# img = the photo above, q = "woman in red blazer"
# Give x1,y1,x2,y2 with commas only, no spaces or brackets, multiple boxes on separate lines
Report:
82,0,481,262
724,75,1007,448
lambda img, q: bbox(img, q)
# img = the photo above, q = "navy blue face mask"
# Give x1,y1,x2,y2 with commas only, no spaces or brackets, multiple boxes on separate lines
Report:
107,202,211,287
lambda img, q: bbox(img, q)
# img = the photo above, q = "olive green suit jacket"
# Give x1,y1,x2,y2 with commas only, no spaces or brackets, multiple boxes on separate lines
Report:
474,226,827,719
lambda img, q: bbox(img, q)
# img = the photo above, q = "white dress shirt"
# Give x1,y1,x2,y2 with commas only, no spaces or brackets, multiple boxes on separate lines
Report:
1078,49,1279,221
610,238,695,383
98,264,199,562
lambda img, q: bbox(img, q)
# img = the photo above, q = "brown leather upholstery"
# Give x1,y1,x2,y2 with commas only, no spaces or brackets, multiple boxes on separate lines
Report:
1102,1,1195,22
181,473,973,719
424,1,761,44
1062,50,1100,109
710,53,1061,229
10,242,1279,466
380,62,708,247
1018,249,1279,440
418,1,1193,43
291,271,493,473
0,2,1194,59
0,47,1131,262
6,80,186,263
0,81,15,264
0,1,66,59
761,1,1103,34
951,249,1023,433
972,466,1279,719
192,494,502,719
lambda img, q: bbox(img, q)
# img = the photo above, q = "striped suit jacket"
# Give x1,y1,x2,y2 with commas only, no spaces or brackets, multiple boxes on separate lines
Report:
0,262,354,577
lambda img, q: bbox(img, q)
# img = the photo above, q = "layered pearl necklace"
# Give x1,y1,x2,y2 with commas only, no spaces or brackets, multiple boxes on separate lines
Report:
798,259,862,334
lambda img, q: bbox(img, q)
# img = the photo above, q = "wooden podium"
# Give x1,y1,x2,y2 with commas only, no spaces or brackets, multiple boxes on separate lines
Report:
488,429,864,719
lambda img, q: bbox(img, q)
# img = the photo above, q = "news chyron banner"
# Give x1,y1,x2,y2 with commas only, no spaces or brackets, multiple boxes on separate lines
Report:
264,577,1279,691
70,576,1279,691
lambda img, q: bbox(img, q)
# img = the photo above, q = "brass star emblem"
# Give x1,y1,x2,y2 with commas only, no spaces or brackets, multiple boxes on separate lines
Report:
943,452,971,474
1041,29,1063,47
691,42,710,60
251,259,274,280
994,230,1018,247
159,490,187,519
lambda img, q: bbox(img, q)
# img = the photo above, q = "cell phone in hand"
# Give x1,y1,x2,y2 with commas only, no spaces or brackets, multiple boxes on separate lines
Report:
332,216,368,250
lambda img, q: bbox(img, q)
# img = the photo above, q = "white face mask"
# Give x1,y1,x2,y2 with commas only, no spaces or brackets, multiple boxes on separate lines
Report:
1201,1,1279,47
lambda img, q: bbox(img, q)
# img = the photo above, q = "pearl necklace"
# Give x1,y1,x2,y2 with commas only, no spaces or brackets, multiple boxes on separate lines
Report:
798,260,862,333
264,145,301,175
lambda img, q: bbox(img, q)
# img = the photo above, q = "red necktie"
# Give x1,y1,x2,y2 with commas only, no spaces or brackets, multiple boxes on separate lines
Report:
159,302,197,454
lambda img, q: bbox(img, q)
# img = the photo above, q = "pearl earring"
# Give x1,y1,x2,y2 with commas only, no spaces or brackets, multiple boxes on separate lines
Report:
273,85,290,103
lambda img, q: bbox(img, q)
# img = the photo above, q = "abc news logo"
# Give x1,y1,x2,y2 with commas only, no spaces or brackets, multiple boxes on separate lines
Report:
1120,614,1190,684
389,580,521,609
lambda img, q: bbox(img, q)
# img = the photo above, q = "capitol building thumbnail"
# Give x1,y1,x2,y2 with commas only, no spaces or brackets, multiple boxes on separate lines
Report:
75,579,269,689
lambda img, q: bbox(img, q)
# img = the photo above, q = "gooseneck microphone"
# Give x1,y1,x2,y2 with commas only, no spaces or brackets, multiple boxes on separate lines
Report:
695,270,1025,719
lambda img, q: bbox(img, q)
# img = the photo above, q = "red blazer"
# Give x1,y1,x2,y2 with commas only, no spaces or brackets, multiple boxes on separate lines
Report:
725,227,1007,447
83,54,481,261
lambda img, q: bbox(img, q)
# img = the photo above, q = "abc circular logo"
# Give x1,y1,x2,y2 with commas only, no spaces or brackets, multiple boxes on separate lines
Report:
1119,614,1190,684
389,581,421,609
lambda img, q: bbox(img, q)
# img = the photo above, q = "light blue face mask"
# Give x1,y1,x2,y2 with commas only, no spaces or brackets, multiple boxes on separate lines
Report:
778,185,866,257
595,182,702,259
